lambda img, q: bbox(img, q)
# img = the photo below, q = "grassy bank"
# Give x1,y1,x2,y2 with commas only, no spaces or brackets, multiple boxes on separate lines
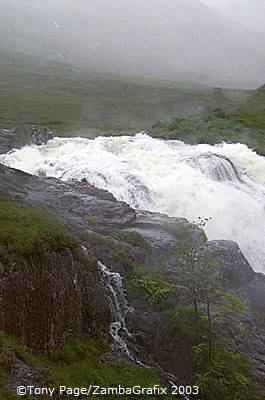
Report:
0,332,163,400
149,85,265,155
0,199,75,257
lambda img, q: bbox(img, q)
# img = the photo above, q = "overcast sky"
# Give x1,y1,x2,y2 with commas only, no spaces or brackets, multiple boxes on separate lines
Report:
2,0,264,32
199,0,265,32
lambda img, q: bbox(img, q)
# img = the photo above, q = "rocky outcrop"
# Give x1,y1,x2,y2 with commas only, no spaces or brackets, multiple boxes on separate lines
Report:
0,126,52,154
5,358,48,394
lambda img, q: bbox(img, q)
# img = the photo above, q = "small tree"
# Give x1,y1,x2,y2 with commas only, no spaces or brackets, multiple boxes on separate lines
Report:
173,217,211,343
195,257,224,361
173,217,244,360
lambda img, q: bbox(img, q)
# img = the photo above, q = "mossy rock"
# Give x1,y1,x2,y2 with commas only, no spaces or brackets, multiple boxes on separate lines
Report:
106,228,150,250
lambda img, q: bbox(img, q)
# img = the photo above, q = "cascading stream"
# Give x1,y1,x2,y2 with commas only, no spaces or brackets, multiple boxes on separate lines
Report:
1,133,265,273
97,261,135,361
98,261,191,400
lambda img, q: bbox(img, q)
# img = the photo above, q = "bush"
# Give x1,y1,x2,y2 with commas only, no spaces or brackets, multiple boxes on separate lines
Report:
128,266,170,306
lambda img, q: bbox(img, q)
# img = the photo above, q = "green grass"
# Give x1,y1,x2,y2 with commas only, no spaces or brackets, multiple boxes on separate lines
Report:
0,199,76,257
0,390,21,400
51,360,161,399
0,331,35,371
233,84,265,131
0,334,164,400
50,339,160,399
0,52,252,137
50,339,162,400
194,342,263,400
0,331,35,399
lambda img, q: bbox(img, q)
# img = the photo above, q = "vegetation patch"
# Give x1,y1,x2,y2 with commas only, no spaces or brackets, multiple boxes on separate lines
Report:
0,389,20,400
166,231,262,400
1,334,164,400
150,85,265,155
49,338,162,399
127,266,171,306
0,199,76,257
193,342,262,400
0,52,252,136
0,331,36,399
105,229,150,250
165,306,207,345
0,331,35,372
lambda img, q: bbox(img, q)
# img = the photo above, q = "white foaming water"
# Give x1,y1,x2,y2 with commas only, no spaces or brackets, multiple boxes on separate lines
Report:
1,133,265,273
97,261,135,360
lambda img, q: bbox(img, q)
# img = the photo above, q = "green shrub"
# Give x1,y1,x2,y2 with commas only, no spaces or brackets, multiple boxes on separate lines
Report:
128,267,170,306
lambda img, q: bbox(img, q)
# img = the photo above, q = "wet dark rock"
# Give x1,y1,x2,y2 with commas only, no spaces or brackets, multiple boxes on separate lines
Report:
99,352,118,364
5,358,47,393
205,240,256,287
0,126,53,154
0,249,109,353
0,165,136,230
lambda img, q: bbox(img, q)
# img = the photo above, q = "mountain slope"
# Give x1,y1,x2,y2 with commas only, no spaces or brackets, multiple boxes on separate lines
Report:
1,52,252,135
1,0,265,87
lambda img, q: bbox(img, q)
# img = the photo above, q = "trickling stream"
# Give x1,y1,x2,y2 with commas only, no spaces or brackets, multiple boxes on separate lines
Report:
98,261,191,400
98,261,135,361
1,133,264,272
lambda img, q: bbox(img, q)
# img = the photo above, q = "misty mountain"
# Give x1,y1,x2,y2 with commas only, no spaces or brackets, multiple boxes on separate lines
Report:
1,0,265,88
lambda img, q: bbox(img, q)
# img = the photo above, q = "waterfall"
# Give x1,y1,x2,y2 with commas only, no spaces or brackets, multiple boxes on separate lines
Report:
98,261,192,400
1,133,265,273
97,261,135,361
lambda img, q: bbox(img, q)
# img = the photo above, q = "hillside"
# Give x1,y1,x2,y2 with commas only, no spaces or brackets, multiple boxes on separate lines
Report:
234,84,265,131
0,52,252,136
1,0,265,87
149,84,265,155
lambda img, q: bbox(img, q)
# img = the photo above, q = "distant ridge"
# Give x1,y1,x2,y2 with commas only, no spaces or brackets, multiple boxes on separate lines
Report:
1,0,265,88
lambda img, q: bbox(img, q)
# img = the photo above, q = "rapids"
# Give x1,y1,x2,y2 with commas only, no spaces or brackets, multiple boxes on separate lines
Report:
1,133,265,273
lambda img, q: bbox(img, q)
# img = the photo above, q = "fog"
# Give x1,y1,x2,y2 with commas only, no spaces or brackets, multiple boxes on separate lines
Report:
199,0,265,33
1,0,265,87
